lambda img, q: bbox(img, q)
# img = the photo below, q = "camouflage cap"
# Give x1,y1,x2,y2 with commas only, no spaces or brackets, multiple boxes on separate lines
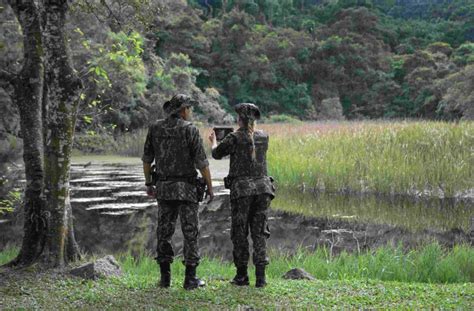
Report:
235,103,261,121
163,94,198,115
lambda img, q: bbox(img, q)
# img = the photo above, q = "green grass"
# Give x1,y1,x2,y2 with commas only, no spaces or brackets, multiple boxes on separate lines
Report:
1,244,473,309
0,247,17,266
267,121,473,198
2,244,473,284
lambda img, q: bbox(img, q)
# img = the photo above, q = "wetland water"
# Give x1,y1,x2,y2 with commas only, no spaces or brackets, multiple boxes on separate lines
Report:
1,157,472,259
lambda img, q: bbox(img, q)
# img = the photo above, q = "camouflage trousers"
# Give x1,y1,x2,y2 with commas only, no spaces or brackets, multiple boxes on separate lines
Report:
231,194,272,267
156,200,200,266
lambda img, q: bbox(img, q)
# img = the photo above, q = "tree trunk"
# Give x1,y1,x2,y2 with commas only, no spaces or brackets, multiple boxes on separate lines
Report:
6,0,47,267
42,0,82,267
3,0,81,268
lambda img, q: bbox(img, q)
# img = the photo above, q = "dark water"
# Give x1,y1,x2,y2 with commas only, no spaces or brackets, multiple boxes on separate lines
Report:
1,161,472,258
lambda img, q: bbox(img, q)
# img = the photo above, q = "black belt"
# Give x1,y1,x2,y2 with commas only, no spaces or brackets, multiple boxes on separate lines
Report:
158,176,196,183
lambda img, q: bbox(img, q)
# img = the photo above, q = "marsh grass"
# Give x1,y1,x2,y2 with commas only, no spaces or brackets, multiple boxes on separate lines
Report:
266,121,473,197
112,128,149,157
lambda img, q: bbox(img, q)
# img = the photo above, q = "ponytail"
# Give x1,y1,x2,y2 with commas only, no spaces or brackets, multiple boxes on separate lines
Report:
242,117,256,161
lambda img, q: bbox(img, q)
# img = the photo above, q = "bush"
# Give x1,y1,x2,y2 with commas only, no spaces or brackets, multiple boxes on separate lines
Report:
265,114,302,124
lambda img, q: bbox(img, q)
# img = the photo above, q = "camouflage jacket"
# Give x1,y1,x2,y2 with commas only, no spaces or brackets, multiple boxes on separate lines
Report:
142,116,209,202
212,128,274,200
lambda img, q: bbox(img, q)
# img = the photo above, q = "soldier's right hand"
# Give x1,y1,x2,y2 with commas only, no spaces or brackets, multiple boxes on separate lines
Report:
206,189,214,203
146,185,156,198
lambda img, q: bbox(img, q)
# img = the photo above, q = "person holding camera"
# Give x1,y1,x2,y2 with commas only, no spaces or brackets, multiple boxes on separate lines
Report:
209,103,275,288
143,94,213,290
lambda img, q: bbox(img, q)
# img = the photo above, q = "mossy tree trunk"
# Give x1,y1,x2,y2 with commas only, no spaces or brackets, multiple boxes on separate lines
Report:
42,0,82,266
3,0,47,267
2,0,82,268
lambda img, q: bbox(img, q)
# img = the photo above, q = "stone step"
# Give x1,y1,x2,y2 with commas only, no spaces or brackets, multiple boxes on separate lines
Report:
70,197,117,203
113,191,147,197
71,170,143,176
86,202,155,211
70,176,112,183
87,181,144,187
100,210,138,216
71,186,114,191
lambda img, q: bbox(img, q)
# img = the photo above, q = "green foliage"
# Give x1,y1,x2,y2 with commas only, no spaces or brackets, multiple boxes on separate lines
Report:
389,57,405,82
0,190,20,216
452,42,474,66
273,83,312,115
98,31,146,94
78,31,149,134
174,1,472,120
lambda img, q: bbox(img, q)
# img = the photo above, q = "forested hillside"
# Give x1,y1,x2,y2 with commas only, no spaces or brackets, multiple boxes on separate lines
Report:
1,0,473,141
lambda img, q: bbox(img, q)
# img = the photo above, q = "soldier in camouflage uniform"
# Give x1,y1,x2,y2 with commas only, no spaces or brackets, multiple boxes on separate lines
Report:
142,94,213,290
209,103,275,288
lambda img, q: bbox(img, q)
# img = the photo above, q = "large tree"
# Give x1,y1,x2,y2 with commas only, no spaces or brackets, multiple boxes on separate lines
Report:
1,0,82,267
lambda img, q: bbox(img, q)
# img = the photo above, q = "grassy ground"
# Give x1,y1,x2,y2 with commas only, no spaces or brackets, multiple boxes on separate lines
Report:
1,245,473,309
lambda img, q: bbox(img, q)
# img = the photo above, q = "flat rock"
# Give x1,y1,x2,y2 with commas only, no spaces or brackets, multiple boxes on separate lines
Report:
70,255,122,280
283,268,316,280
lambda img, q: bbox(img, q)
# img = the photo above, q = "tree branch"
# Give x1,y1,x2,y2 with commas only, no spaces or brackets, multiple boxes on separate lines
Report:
0,69,16,89
99,0,122,30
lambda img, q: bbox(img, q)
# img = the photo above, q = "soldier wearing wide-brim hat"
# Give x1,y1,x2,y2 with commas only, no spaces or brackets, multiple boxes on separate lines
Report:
142,93,213,290
209,102,275,288
163,94,199,116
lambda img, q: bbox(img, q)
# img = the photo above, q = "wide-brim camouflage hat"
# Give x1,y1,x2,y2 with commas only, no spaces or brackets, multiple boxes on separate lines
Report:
163,94,198,115
234,103,261,120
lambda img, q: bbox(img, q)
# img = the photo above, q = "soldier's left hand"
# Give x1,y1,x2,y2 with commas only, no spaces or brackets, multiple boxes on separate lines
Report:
208,131,216,144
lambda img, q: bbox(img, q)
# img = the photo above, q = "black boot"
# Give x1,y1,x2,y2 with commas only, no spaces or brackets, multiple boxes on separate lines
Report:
183,265,206,290
230,265,249,286
255,265,267,288
159,263,171,288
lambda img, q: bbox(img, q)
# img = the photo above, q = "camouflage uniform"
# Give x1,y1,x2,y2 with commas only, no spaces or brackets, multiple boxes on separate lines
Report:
142,115,208,267
212,128,274,267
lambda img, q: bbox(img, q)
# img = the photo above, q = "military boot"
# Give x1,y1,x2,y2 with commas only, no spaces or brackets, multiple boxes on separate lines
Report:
159,263,171,288
230,265,249,286
255,265,267,288
183,265,206,290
